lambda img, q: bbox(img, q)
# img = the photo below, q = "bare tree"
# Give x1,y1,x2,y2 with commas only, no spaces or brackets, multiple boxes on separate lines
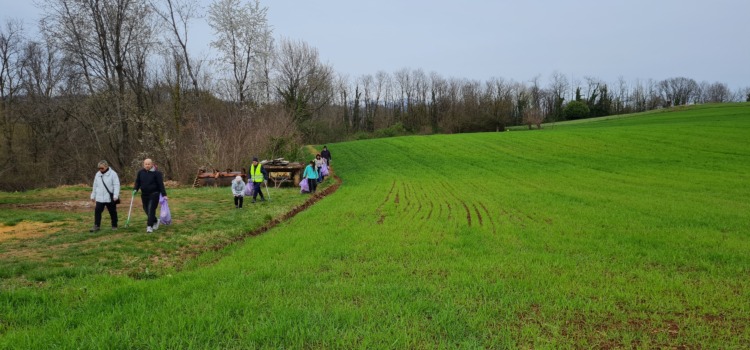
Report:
41,0,156,169
252,25,274,104
335,73,350,131
630,79,647,112
699,81,731,103
429,72,447,132
208,0,270,104
548,71,568,121
374,70,389,128
523,107,544,130
491,77,514,130
0,20,25,173
658,77,698,106
393,68,411,121
358,74,373,131
21,36,70,165
152,0,203,93
412,68,429,131
274,38,333,135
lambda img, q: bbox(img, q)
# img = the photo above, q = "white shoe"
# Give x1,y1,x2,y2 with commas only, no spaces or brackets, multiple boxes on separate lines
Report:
153,221,160,230
146,226,153,233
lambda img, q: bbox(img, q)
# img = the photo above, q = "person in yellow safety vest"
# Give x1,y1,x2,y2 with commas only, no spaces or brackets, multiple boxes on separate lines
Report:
248,157,269,203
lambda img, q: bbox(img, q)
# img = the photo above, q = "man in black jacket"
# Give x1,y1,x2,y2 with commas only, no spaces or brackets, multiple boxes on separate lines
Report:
321,146,332,166
134,158,167,233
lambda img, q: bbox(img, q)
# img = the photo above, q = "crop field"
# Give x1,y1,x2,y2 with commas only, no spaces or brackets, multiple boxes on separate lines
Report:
1,103,749,348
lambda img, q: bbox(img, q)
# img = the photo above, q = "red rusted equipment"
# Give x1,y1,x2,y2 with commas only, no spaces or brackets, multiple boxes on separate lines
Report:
193,168,247,187
192,159,306,188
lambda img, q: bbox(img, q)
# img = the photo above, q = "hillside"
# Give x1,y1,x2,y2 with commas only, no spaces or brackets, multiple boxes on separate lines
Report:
2,104,749,348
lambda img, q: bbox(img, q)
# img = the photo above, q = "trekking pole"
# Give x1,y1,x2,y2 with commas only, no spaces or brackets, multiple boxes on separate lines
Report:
264,181,272,201
125,190,135,227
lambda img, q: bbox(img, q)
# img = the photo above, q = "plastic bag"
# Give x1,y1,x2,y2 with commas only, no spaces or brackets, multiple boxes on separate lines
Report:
159,194,172,225
320,164,329,177
244,181,254,196
299,178,309,193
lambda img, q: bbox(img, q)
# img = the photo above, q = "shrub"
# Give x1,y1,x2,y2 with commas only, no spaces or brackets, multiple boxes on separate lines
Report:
373,123,407,138
564,100,591,120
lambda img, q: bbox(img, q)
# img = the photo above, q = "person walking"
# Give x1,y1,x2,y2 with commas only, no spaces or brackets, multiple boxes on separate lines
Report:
248,157,268,203
302,160,319,194
314,154,326,183
90,160,120,232
231,175,246,208
134,158,167,233
321,146,332,166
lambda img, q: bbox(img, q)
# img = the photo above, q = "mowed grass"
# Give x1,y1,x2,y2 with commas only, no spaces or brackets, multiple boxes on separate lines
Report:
2,103,749,348
0,183,318,284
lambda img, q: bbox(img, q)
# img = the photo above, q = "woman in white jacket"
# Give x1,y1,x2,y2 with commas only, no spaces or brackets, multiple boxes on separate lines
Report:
231,175,245,208
90,160,121,232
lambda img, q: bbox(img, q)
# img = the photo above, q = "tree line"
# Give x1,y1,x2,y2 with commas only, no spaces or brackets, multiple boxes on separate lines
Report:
1,0,748,190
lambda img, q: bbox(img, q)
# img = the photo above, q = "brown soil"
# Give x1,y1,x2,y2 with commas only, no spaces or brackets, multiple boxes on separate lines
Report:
0,221,61,243
2,200,95,212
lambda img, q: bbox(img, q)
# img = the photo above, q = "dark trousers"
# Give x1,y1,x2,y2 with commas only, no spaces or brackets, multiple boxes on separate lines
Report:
308,177,317,193
141,192,160,227
94,201,118,228
252,182,265,200
234,196,244,208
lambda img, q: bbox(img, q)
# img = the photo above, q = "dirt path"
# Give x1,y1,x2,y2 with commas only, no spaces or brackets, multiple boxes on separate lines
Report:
207,146,341,252
208,173,341,252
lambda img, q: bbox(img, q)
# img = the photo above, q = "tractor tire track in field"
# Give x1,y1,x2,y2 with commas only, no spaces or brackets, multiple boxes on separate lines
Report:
425,201,434,220
373,180,496,229
380,180,396,209
405,182,422,218
403,182,427,222
375,180,397,224
472,204,483,227
209,174,342,251
438,181,482,228
438,182,458,224
462,201,472,227
478,202,497,233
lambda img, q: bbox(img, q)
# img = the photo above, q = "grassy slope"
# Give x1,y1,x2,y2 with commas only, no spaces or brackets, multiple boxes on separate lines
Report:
2,104,749,348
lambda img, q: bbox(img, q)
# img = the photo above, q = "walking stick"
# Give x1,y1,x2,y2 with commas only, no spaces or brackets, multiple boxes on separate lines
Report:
125,190,135,227
264,181,272,201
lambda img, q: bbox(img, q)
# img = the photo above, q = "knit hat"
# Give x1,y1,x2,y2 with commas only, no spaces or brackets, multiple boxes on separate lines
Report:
252,157,258,162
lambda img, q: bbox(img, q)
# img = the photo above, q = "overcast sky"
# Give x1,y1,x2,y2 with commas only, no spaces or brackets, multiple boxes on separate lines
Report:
3,0,749,90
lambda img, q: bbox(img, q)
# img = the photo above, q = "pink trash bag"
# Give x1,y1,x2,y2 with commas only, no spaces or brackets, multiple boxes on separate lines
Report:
299,178,309,193
159,194,172,225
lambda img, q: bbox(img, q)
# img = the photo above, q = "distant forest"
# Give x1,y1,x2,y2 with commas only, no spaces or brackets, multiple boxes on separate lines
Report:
2,0,748,190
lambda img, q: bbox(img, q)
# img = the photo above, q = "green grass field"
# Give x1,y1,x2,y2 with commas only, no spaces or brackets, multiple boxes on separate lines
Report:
1,103,749,348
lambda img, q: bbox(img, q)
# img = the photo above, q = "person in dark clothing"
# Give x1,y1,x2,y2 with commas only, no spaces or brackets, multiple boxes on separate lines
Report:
321,146,332,166
133,158,167,233
248,157,268,203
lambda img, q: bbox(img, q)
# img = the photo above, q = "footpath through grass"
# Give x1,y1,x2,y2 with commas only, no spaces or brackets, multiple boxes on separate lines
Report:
1,103,749,348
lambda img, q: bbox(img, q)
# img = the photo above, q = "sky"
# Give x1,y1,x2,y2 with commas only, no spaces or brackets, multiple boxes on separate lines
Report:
3,0,749,90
